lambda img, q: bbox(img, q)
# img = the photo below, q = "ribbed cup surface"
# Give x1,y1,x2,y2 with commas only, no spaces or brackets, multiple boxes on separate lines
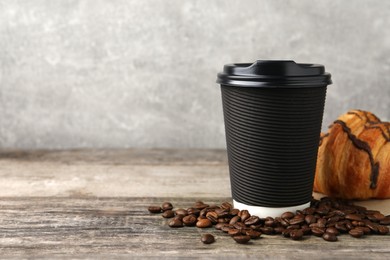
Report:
221,85,327,207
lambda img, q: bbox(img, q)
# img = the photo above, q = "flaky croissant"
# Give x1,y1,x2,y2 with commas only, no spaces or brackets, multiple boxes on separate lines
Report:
314,109,390,199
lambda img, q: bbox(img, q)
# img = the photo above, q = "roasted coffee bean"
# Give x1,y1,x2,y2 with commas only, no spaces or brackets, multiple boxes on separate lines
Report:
301,226,312,235
162,210,175,218
194,201,209,210
282,229,292,237
349,228,364,238
326,227,339,236
221,224,232,233
232,235,251,244
239,210,250,222
352,221,365,227
335,222,348,233
218,218,228,223
305,215,316,225
316,207,330,216
196,218,212,228
183,215,197,226
290,229,304,240
169,218,183,228
366,222,379,233
215,223,225,230
378,225,389,235
356,226,371,235
221,202,233,211
233,222,246,230
287,225,301,230
345,221,354,231
161,202,173,211
201,234,215,244
333,210,346,217
187,208,201,217
264,219,275,227
380,217,390,225
327,216,340,223
322,232,337,242
148,206,162,213
199,208,209,217
274,227,285,234
302,207,316,215
206,211,219,224
373,213,386,221
246,230,262,239
230,208,240,216
175,209,188,216
260,227,274,235
229,216,241,225
317,218,327,226
280,219,290,227
215,208,229,218
281,212,295,219
345,214,362,221
244,216,260,226
310,223,325,229
197,216,207,221
311,227,325,237
228,229,241,236
289,215,305,225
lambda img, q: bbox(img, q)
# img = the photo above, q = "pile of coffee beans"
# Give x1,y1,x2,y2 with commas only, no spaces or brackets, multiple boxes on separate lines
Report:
148,197,390,244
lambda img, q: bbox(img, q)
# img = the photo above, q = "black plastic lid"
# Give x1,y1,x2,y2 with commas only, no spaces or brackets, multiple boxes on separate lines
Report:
217,60,332,88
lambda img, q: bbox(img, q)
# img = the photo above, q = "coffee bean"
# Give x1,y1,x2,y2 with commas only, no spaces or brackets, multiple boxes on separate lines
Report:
378,225,389,235
229,216,241,225
290,229,304,240
194,201,209,210
366,222,379,233
264,219,275,227
301,226,312,235
233,222,246,230
302,207,316,215
380,217,390,225
286,224,301,230
201,234,215,244
245,216,260,226
246,230,261,239
345,214,362,221
322,232,337,242
311,227,325,237
281,212,295,219
206,211,219,224
230,208,240,216
196,218,212,228
148,206,162,213
326,227,339,236
169,218,183,228
373,213,386,221
355,226,371,235
161,202,173,211
280,219,290,227
232,235,251,244
349,228,364,238
221,224,232,233
317,218,327,226
260,227,274,235
282,229,292,237
215,208,229,218
218,218,228,223
221,202,233,211
183,215,197,226
175,209,188,216
187,208,201,217
239,210,251,222
305,215,316,225
289,215,305,225
162,210,175,218
335,223,348,233
228,229,241,236
215,223,225,230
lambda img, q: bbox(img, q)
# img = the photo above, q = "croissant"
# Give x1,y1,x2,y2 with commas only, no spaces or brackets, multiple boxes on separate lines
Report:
314,109,390,199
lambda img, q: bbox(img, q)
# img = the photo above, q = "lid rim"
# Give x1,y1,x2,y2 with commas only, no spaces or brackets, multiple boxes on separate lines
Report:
217,60,332,88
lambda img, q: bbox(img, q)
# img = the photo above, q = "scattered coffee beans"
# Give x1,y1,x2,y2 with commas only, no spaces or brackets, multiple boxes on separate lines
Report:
232,235,251,244
148,197,390,245
148,206,162,213
201,234,215,244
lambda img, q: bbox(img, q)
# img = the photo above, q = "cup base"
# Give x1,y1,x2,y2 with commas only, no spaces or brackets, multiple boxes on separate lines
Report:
233,200,310,218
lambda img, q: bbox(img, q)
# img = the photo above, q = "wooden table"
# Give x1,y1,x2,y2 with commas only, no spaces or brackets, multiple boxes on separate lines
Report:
0,149,389,259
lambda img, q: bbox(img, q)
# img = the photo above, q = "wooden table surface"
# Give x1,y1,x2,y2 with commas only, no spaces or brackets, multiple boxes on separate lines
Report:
0,149,389,259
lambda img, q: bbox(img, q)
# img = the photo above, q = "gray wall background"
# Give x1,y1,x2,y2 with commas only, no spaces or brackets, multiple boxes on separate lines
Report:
0,0,389,149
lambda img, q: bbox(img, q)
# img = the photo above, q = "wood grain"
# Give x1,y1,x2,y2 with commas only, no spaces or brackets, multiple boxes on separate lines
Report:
0,197,389,259
0,149,389,258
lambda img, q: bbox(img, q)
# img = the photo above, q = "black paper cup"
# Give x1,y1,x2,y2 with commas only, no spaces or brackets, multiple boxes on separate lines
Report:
217,60,331,217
